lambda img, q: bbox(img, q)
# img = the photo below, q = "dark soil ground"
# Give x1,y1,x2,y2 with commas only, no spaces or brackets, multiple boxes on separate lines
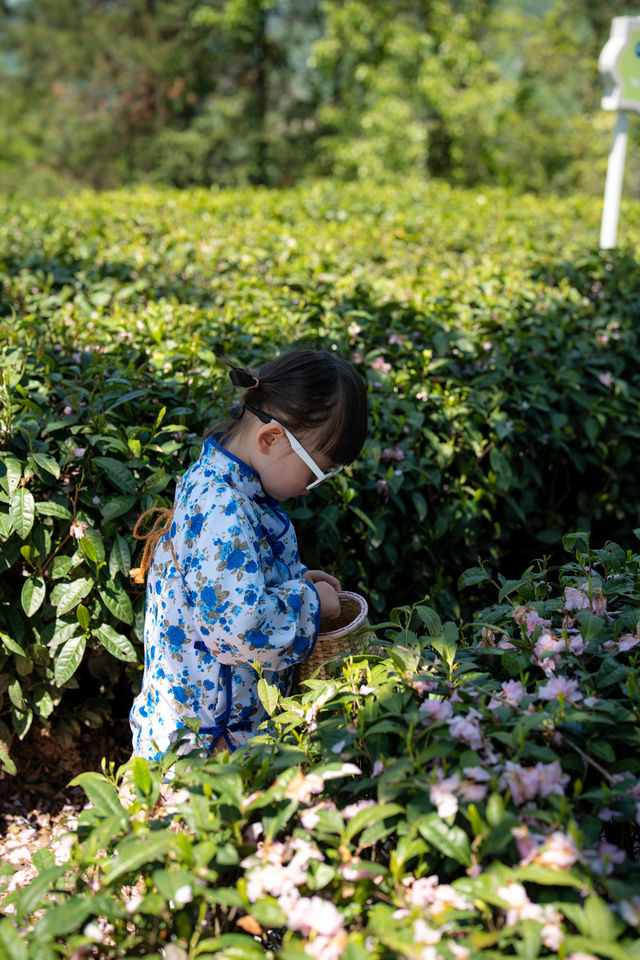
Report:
0,721,131,898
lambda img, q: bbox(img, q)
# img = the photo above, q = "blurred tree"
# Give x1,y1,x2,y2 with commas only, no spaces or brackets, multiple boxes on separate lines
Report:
0,0,635,194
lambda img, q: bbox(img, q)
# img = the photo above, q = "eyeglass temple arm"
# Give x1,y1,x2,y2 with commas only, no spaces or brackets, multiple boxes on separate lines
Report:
280,426,326,481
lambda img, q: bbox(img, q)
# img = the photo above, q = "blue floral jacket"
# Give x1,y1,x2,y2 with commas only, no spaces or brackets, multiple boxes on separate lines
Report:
129,436,321,759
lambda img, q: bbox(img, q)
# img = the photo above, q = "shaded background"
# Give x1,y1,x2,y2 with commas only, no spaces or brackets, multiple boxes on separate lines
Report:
1,0,639,198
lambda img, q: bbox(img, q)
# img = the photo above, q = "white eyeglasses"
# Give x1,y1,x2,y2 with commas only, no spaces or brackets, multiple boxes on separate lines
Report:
245,404,343,489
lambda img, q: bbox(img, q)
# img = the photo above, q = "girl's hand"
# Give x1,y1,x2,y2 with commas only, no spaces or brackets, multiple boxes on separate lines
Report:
303,569,341,591
314,580,341,619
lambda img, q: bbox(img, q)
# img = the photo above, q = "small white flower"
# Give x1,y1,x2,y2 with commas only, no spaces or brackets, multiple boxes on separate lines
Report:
173,884,193,905
83,922,104,942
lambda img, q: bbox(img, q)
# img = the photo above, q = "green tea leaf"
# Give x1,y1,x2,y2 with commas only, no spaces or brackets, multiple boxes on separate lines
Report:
458,567,491,589
0,454,22,497
53,634,86,685
29,453,61,480
101,494,137,523
0,917,28,960
9,489,35,539
21,575,46,617
0,632,26,657
257,677,279,716
94,624,137,662
345,802,404,842
104,830,170,884
33,894,92,939
35,500,72,519
79,535,98,564
99,580,134,625
69,771,127,820
418,813,472,866
92,456,137,494
76,603,90,632
109,535,132,577
50,577,93,616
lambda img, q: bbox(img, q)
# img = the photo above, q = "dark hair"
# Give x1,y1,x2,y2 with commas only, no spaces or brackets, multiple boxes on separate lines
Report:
209,349,368,464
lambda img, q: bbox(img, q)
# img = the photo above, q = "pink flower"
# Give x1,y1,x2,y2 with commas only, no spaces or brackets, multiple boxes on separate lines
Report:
459,778,488,803
541,924,564,950
500,762,540,806
448,943,471,960
497,883,543,925
72,446,86,457
488,680,524,711
535,831,579,870
619,897,640,927
341,799,376,821
376,478,389,498
430,775,460,819
604,632,640,654
339,857,383,883
591,589,607,616
413,919,442,945
284,772,325,804
69,520,88,539
512,605,550,636
512,824,541,866
381,446,405,461
288,896,344,937
405,875,438,907
300,807,321,830
419,698,454,723
322,763,362,780
583,841,626,876
305,932,348,960
536,760,569,798
448,710,483,750
412,678,437,695
532,630,565,675
406,875,473,914
564,587,590,611
568,633,587,655
370,357,391,373
538,676,583,703
598,372,614,388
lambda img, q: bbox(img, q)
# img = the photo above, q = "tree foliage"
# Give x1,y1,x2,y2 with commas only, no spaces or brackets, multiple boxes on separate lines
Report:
0,0,636,194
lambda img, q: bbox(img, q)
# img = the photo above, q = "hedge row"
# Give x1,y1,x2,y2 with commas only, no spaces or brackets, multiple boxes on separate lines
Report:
2,535,639,958
1,180,640,763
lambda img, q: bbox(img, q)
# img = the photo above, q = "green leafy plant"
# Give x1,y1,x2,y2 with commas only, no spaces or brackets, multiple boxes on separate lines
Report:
2,535,640,958
1,180,640,766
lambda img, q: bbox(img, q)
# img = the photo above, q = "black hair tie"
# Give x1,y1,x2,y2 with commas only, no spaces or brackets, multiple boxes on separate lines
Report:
229,367,259,389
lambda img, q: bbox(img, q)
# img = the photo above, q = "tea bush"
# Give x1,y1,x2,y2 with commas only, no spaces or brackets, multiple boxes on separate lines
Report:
2,535,639,958
1,180,640,767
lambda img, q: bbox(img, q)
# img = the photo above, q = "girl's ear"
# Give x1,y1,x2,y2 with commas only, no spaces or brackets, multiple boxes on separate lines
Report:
256,422,285,454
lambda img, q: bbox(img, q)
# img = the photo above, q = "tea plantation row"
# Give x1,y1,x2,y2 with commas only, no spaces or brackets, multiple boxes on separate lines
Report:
3,537,640,959
1,179,640,763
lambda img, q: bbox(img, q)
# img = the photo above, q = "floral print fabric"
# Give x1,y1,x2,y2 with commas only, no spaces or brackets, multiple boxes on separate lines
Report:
130,436,321,760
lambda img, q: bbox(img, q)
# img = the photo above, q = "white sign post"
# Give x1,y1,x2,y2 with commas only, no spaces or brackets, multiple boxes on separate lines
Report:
598,17,640,249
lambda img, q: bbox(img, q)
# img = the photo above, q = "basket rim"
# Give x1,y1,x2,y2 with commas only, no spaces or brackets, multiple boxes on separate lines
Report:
318,590,368,639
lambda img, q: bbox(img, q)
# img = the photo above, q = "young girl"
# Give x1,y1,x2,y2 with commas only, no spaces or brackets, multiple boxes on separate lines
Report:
129,348,368,760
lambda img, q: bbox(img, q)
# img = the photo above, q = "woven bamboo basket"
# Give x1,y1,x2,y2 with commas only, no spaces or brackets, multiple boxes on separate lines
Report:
294,591,377,684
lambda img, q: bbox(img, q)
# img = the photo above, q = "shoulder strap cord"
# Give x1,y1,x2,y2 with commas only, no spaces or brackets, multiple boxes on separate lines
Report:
131,507,184,584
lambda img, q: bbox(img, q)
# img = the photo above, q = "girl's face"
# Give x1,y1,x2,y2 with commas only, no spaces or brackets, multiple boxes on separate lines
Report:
258,430,339,501
225,413,341,501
